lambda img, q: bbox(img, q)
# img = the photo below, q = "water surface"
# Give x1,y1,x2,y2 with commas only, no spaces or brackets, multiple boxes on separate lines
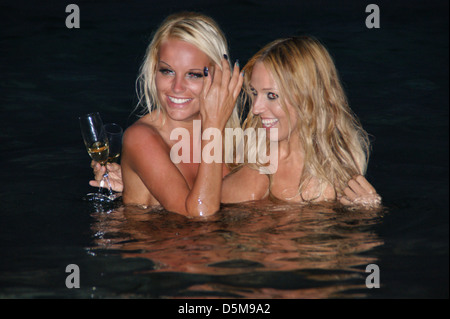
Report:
0,0,448,299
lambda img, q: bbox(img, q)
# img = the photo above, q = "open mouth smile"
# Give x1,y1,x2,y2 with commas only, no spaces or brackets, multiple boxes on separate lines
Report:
261,118,279,128
168,96,193,105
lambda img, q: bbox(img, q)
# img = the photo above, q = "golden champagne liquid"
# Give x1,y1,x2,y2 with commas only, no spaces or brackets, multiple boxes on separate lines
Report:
88,141,109,164
107,153,120,163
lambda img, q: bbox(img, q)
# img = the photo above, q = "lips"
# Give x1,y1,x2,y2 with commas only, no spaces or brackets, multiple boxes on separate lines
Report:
167,96,193,107
261,118,279,129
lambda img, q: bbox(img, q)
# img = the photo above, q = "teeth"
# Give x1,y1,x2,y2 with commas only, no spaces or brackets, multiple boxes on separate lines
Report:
168,96,192,104
261,119,278,126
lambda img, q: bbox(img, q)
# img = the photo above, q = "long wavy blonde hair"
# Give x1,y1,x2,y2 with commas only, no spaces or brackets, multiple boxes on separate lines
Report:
136,12,241,131
240,36,370,199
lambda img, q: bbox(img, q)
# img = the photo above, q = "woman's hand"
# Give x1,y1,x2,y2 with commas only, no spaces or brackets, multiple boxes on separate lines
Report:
89,160,123,193
200,56,243,130
340,175,382,209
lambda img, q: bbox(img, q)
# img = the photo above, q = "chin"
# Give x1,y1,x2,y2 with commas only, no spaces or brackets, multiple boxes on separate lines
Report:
271,131,289,143
166,109,200,122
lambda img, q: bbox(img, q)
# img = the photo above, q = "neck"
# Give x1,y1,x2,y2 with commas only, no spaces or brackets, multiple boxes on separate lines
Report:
164,114,202,135
278,132,303,162
166,115,203,164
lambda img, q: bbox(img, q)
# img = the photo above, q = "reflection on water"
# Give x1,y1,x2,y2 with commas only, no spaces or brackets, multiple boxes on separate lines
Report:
88,201,385,298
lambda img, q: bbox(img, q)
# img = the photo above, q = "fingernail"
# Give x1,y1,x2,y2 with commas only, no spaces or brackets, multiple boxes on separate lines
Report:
241,70,245,77
223,54,228,60
235,59,239,67
203,67,209,76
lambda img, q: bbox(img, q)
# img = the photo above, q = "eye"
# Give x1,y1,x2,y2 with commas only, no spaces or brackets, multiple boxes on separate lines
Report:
250,88,257,96
267,92,279,100
159,68,174,76
186,72,204,79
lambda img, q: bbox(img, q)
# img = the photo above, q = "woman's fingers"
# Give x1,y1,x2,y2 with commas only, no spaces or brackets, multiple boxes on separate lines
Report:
91,162,106,181
341,175,382,209
89,162,106,187
220,56,231,87
200,55,242,127
204,56,241,98
201,58,225,100
212,60,223,89
347,175,377,197
348,177,367,196
89,163,123,192
200,66,212,100
228,61,243,97
344,175,370,201
355,175,377,194
344,186,357,201
89,179,102,187
339,196,353,206
225,59,242,91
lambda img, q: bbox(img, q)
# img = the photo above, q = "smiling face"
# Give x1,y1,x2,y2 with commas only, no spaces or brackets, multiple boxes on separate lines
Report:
155,38,211,122
250,62,299,142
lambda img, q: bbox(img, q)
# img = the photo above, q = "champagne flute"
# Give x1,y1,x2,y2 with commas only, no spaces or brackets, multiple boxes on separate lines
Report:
79,112,113,202
102,123,123,199
104,123,123,164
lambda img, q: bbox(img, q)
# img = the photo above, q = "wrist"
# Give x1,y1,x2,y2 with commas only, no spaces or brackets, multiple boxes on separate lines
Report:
201,121,225,132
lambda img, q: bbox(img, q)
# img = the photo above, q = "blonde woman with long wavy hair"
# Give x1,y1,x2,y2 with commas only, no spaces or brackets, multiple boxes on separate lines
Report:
221,36,381,207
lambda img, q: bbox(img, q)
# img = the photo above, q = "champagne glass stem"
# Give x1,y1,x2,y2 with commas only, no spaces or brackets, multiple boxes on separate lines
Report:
99,164,117,200
103,167,114,197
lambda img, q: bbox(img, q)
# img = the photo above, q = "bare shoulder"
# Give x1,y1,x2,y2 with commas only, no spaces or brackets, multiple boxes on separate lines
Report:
122,117,169,161
222,166,269,203
121,116,175,189
124,117,164,147
121,116,177,206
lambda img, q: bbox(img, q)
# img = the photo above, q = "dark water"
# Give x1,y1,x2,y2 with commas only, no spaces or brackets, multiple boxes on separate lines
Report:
0,0,448,299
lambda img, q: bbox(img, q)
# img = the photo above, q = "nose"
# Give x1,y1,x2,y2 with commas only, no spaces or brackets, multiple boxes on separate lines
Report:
172,75,186,93
252,96,266,115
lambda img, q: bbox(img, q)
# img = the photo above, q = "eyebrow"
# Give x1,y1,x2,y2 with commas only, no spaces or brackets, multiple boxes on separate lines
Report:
158,60,171,67
158,60,203,72
249,84,277,91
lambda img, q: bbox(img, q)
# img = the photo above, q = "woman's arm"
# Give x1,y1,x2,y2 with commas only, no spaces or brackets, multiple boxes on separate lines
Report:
121,123,196,213
221,166,269,203
186,58,244,216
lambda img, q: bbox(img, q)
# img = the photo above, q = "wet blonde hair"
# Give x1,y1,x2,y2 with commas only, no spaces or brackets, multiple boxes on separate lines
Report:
241,36,370,199
136,12,240,131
